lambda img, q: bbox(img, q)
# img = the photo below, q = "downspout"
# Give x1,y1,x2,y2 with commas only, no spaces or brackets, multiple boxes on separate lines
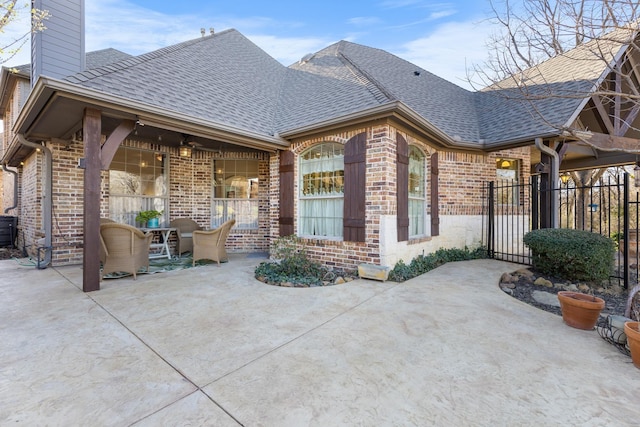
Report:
17,134,52,268
535,137,559,228
1,163,18,213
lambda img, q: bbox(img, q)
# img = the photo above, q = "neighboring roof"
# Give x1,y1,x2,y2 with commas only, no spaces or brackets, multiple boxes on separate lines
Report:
8,48,132,77
85,48,133,69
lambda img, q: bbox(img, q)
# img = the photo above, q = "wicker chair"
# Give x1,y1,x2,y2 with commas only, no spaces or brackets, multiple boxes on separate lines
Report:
169,218,202,255
192,219,235,266
218,219,235,262
100,223,153,280
99,218,116,264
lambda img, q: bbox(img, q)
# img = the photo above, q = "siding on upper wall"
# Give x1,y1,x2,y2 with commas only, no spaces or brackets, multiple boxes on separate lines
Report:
31,0,85,85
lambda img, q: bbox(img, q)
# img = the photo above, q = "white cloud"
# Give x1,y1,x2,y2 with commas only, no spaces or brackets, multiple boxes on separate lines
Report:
247,34,332,66
347,16,383,26
394,18,493,90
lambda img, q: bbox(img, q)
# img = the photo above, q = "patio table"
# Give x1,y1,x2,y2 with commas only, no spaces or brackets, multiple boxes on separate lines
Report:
140,227,177,260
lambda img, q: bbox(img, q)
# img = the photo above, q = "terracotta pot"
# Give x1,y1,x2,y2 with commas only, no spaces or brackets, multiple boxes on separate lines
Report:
624,321,640,369
557,291,605,330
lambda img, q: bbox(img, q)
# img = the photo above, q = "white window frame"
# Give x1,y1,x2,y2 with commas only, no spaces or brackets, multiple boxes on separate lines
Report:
298,143,344,239
408,145,426,238
108,147,168,225
211,159,259,229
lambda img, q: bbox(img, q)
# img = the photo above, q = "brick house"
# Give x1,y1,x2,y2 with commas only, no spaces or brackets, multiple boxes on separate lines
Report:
2,1,640,291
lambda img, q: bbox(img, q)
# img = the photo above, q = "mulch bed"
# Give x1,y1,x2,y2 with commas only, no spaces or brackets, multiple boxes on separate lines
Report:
0,247,26,261
500,267,631,318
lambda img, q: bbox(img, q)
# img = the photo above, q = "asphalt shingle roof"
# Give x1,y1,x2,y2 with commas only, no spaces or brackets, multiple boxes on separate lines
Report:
476,29,629,144
65,30,287,136
42,28,629,147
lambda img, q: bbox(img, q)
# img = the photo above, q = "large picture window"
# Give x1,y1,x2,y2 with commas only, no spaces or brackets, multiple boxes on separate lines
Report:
212,159,259,229
299,143,344,238
408,146,426,237
109,147,167,225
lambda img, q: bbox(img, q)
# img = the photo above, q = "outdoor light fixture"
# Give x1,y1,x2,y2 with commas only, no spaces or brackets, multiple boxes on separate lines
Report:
560,172,571,184
500,159,511,168
179,146,192,157
588,203,599,212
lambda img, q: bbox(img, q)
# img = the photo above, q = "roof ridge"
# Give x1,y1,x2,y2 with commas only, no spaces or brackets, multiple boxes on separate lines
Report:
66,29,236,84
335,42,395,103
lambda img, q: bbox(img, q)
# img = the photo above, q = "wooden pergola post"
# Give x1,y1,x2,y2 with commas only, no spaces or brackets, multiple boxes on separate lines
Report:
82,108,102,292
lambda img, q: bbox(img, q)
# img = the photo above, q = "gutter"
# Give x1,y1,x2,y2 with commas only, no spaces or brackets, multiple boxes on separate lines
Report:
17,134,52,268
535,137,559,228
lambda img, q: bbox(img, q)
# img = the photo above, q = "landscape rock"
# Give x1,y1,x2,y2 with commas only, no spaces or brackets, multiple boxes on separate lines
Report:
534,277,553,288
515,268,534,277
532,290,561,307
500,273,516,283
578,284,590,292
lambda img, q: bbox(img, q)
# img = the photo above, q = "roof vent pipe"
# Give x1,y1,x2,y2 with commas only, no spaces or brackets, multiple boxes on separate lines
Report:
17,134,52,268
210,27,214,35
535,137,559,228
201,28,205,37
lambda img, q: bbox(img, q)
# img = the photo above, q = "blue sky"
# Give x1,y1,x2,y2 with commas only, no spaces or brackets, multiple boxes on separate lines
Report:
5,0,496,89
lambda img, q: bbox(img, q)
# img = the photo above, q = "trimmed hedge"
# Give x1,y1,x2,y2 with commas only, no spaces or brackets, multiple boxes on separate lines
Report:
388,246,487,282
523,228,615,283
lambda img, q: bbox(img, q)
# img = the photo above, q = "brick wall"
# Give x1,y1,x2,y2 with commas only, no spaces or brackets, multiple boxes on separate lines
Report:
266,124,531,271
23,138,273,265
11,123,530,268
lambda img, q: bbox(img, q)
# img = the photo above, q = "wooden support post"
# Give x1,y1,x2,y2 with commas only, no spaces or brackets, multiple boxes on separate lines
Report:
82,108,102,292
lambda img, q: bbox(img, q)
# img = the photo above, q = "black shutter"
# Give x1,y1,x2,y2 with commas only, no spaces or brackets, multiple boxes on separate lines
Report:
279,150,295,236
396,133,409,242
431,152,440,236
343,132,367,242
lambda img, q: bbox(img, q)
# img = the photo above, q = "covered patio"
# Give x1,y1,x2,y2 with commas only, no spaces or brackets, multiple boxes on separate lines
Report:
0,255,636,425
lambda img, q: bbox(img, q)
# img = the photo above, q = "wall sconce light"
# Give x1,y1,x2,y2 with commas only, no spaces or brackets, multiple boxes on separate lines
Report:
635,163,640,187
588,203,598,212
179,146,192,157
560,172,571,184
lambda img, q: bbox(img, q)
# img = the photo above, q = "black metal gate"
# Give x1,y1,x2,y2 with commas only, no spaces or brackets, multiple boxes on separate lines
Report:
483,173,639,288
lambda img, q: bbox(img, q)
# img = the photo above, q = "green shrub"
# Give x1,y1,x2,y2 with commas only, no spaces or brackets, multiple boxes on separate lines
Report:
255,235,326,286
523,228,615,283
388,246,487,282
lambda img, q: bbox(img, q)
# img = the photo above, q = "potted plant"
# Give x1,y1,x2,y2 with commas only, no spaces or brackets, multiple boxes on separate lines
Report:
557,291,605,330
136,210,163,228
624,321,640,368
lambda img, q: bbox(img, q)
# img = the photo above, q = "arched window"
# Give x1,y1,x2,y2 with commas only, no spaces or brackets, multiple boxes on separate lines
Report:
408,146,426,237
299,143,344,238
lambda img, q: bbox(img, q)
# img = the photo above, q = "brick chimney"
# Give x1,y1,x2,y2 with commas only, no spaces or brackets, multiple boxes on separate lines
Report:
31,0,85,87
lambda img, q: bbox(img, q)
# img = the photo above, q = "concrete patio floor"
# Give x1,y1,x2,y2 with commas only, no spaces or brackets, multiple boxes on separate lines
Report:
0,254,637,426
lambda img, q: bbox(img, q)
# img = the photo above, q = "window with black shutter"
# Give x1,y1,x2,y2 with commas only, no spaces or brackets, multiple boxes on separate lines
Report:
343,132,367,242
279,150,295,236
